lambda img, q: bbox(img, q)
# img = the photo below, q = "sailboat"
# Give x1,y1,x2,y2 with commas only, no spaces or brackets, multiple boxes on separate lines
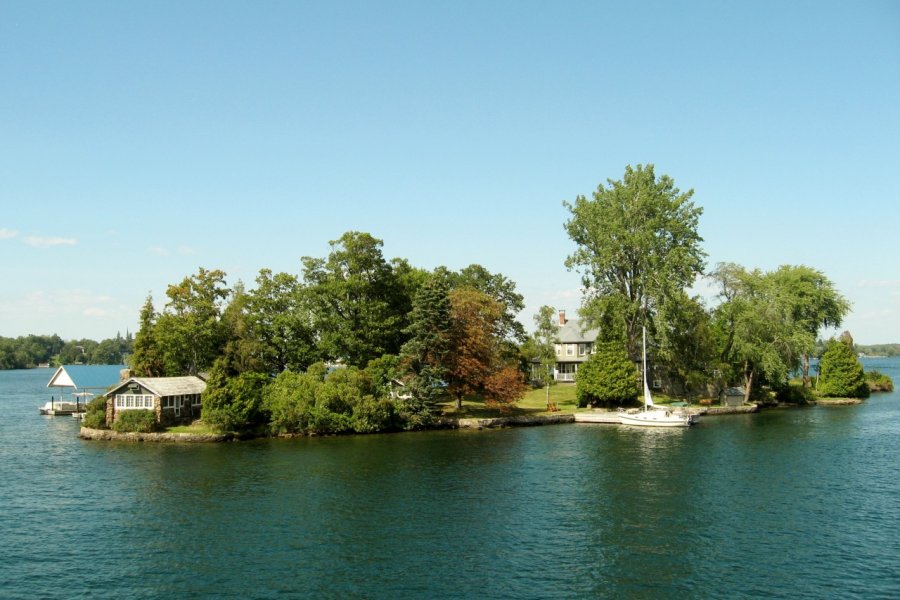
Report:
618,328,699,427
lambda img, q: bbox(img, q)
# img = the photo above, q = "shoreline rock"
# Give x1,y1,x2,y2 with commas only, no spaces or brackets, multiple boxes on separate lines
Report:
80,427,232,442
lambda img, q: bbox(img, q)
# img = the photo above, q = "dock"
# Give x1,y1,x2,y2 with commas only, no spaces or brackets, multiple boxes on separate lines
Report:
573,411,621,424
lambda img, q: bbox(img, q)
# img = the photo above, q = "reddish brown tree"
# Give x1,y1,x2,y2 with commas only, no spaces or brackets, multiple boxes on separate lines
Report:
445,288,526,410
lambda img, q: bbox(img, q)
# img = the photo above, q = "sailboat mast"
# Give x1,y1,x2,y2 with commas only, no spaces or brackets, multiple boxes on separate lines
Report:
642,327,649,409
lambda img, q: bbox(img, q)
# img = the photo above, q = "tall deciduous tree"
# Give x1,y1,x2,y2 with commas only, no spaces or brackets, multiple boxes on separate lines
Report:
444,288,526,410
155,267,229,375
302,232,411,367
767,265,850,386
531,305,559,407
710,263,814,402
449,264,526,343
246,269,319,374
564,164,705,361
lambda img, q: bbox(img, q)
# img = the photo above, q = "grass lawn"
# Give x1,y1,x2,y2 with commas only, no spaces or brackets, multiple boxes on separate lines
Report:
436,384,579,418
164,421,219,435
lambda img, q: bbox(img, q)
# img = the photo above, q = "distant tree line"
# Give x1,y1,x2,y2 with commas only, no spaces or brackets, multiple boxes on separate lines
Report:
130,231,528,433
0,333,133,370
855,344,900,357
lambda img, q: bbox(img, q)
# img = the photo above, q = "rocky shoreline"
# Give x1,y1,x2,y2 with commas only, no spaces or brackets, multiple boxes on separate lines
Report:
80,427,233,442
78,401,846,442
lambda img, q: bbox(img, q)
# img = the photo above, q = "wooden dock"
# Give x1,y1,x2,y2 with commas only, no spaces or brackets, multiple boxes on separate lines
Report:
573,411,621,424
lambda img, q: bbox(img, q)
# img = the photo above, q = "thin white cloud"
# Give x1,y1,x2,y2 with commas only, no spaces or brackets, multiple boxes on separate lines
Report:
149,246,170,256
0,228,18,240
24,236,77,248
83,307,109,318
177,245,196,256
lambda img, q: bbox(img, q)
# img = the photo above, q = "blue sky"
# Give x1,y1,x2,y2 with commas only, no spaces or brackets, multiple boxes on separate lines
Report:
1,1,898,344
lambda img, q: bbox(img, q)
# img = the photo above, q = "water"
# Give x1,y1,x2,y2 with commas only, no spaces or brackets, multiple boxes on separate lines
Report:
1,361,899,599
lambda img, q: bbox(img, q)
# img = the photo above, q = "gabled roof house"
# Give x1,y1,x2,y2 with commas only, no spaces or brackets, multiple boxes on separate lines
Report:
553,311,599,382
105,376,206,426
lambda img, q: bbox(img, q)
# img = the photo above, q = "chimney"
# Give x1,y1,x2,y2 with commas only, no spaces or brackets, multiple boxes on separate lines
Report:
558,310,567,326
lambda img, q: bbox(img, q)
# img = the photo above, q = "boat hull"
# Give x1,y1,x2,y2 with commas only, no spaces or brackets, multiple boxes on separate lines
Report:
618,409,697,427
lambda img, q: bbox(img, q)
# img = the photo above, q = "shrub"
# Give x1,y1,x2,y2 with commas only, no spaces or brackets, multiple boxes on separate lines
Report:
865,370,894,393
112,409,158,433
774,382,816,404
819,339,869,398
575,343,638,408
81,396,109,429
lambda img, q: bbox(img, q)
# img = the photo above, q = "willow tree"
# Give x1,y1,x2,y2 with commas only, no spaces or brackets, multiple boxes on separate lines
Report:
564,164,705,361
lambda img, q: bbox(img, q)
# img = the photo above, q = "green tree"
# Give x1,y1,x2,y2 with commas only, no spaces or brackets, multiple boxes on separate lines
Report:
768,265,850,386
155,268,229,375
131,295,165,376
655,291,716,398
818,338,869,398
711,263,813,402
575,343,638,408
202,358,270,432
302,232,411,367
246,269,319,374
564,164,705,361
531,305,559,408
400,271,452,407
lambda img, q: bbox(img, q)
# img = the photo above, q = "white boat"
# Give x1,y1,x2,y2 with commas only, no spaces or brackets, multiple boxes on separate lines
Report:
618,328,698,428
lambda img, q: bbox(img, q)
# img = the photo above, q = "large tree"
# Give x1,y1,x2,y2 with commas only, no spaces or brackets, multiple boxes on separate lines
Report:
302,232,411,367
767,265,850,386
564,164,705,361
531,305,559,408
444,288,527,410
400,270,452,405
710,263,814,402
131,295,165,376
246,269,319,374
154,267,230,376
448,264,526,343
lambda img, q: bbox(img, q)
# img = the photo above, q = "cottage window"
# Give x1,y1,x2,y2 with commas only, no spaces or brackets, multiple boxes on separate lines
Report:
566,344,574,356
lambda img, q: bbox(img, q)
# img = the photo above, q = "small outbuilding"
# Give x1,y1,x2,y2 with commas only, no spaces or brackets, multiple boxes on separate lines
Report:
722,387,746,407
105,376,206,426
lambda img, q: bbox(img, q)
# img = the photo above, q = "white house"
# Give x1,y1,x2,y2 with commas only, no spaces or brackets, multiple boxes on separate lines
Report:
553,311,599,382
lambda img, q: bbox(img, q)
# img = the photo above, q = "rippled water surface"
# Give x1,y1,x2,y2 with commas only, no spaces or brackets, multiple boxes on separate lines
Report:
2,361,899,599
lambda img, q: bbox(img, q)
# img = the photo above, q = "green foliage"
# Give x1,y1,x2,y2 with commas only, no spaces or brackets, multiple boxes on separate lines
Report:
818,339,869,398
856,344,900,357
202,361,270,432
82,396,109,429
774,382,816,405
112,410,159,433
246,269,320,373
302,232,412,367
575,344,638,407
529,305,558,388
0,334,65,369
865,370,894,392
263,364,409,435
564,164,705,361
400,272,452,405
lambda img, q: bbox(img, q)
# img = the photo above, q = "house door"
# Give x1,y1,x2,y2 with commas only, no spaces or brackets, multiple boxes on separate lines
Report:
174,397,181,418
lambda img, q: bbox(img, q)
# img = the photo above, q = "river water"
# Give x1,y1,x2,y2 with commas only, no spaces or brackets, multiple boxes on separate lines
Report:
1,360,898,599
